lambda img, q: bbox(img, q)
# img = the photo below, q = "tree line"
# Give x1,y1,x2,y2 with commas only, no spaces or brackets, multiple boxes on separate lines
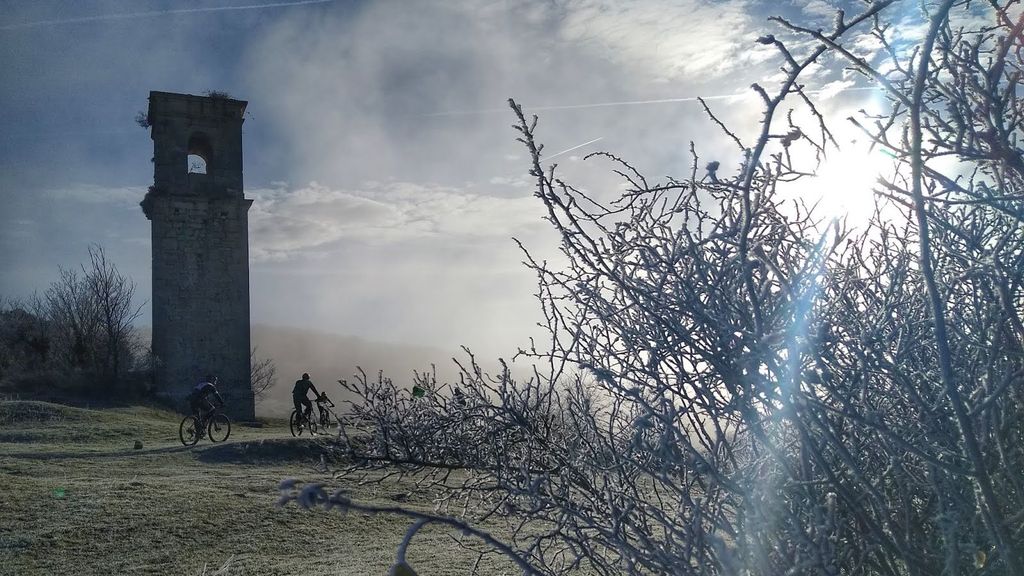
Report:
0,245,146,396
1,245,278,401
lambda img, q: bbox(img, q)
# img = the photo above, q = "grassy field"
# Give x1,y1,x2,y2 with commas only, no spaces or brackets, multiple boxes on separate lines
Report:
0,400,516,575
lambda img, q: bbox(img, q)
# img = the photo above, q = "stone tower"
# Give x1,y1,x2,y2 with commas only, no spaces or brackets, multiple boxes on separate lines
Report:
141,91,254,420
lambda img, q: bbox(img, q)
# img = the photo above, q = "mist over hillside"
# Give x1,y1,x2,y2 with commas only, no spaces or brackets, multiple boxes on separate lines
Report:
251,324,465,417
131,323,523,416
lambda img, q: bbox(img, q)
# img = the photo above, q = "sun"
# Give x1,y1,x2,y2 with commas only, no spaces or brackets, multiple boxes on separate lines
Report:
776,99,903,226
810,137,899,223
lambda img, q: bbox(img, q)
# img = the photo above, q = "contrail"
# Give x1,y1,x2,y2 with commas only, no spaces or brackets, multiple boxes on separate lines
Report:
546,137,604,160
423,86,878,117
0,0,333,31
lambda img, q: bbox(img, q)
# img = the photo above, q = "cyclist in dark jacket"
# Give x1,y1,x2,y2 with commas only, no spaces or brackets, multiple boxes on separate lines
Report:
190,375,225,422
316,392,335,425
292,373,320,423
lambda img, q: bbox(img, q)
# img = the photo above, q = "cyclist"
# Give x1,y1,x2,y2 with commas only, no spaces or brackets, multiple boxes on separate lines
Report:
316,391,335,426
292,373,320,428
189,375,225,434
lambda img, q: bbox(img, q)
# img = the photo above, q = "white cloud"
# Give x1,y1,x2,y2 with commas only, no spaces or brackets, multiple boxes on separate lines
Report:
559,0,776,81
248,181,547,262
817,79,857,101
798,0,841,20
47,184,144,205
488,175,531,188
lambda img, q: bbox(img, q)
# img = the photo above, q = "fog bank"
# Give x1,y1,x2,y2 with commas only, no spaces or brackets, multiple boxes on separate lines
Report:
251,324,467,417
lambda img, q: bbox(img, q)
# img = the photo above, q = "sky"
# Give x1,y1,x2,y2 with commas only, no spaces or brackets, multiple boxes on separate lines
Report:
0,0,924,379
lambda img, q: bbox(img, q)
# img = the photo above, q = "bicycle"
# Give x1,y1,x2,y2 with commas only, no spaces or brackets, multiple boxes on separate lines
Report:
179,406,231,446
289,405,318,437
316,397,336,429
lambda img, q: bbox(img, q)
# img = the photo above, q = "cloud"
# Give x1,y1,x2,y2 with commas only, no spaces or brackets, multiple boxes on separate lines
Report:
488,175,530,188
45,184,144,205
0,0,333,31
1,219,36,239
558,0,776,81
817,79,857,101
796,0,842,21
248,180,547,261
240,0,796,193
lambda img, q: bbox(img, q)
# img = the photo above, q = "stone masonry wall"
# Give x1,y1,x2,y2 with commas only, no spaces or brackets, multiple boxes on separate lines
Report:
145,91,254,421
150,194,254,418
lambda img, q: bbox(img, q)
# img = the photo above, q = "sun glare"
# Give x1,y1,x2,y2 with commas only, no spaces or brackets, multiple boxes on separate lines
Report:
808,140,897,223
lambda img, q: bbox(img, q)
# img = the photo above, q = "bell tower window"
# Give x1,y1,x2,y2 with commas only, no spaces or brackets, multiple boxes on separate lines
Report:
187,154,207,174
187,132,213,175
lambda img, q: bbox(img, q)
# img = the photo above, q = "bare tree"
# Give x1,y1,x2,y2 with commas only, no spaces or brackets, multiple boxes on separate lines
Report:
280,2,1024,574
44,266,103,372
38,245,142,388
84,245,144,383
250,347,278,401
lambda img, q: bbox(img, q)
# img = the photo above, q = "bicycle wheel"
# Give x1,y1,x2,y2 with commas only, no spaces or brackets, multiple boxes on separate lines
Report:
290,409,303,437
179,416,201,446
307,414,318,435
207,413,231,442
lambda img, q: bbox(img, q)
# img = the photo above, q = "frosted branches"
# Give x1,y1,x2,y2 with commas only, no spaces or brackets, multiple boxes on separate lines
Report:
286,1,1024,574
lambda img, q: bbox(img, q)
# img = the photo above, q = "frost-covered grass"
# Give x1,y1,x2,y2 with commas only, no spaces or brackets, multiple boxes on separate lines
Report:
0,400,517,575
0,401,179,449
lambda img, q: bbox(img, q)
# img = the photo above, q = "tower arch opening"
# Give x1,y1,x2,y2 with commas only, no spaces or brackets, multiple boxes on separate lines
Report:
187,154,207,174
187,132,213,174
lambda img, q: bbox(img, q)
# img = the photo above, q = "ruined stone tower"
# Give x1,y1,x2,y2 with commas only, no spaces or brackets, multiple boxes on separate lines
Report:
141,91,254,420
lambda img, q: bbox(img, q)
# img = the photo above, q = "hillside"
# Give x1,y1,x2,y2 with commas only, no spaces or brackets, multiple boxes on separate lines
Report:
0,400,514,575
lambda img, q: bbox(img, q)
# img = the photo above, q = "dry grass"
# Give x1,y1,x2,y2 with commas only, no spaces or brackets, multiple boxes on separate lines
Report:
0,400,518,575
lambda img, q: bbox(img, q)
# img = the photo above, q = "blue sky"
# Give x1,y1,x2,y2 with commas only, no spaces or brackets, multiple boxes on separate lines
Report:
1,0,898,362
